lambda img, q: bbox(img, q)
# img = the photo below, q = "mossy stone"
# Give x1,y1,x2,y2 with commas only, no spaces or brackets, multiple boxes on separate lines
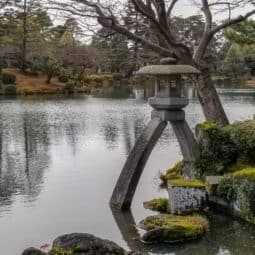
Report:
160,161,183,187
169,179,206,189
140,214,208,243
143,198,169,212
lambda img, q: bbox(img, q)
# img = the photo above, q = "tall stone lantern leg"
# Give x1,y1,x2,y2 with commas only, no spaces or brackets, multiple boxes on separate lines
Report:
110,58,201,211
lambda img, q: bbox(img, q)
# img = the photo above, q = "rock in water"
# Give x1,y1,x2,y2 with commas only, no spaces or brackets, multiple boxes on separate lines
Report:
50,233,125,255
140,214,208,243
22,247,46,255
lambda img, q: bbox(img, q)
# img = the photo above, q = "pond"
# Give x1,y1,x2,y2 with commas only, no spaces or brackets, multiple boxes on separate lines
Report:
0,85,255,255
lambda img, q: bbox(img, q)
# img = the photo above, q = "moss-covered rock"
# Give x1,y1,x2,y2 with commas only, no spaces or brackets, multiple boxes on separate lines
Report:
49,233,125,255
195,120,255,177
217,168,255,223
160,161,183,187
143,198,169,212
140,214,208,243
169,179,206,189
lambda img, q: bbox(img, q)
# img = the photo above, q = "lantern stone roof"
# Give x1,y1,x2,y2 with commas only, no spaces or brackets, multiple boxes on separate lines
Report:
136,65,201,75
136,58,200,75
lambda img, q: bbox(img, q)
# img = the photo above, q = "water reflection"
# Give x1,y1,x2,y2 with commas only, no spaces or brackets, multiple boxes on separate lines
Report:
0,112,50,208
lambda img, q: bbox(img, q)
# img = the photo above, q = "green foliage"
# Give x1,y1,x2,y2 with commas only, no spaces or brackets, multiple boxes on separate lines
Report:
195,121,237,176
224,20,255,46
217,168,255,223
223,120,255,163
160,161,183,187
219,49,248,78
41,57,60,84
217,168,255,202
143,198,169,212
4,85,17,95
2,72,16,84
216,175,237,202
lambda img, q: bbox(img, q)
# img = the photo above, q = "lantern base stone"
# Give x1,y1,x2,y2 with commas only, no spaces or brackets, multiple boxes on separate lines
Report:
151,109,185,121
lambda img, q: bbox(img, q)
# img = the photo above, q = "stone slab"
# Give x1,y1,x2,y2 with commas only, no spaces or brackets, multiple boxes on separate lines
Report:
168,183,207,214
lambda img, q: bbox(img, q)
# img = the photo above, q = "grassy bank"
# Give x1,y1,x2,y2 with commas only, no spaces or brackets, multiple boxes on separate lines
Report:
0,69,89,95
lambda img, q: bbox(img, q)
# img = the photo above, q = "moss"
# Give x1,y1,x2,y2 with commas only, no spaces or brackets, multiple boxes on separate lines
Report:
169,179,206,189
140,214,208,243
217,167,255,204
233,168,255,181
196,120,217,132
143,198,169,212
160,161,183,187
227,161,255,173
194,120,255,176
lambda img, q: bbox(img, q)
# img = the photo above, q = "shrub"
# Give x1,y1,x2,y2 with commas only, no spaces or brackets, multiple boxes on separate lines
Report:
2,72,16,85
84,74,113,83
58,75,69,83
4,85,17,95
112,73,123,80
216,175,237,202
64,82,74,94
223,120,255,163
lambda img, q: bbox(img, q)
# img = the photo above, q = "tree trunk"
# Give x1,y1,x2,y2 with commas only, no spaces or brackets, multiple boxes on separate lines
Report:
21,0,28,72
196,71,229,127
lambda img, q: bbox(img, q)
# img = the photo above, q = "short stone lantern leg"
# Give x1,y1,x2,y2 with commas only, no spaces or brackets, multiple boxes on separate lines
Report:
168,179,207,214
110,58,201,211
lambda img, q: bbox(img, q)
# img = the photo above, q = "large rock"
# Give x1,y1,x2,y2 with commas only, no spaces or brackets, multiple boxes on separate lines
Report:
22,247,46,255
140,214,208,244
49,233,125,255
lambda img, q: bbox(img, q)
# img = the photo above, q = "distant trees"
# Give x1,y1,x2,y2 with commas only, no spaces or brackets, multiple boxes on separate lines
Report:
52,0,255,126
216,20,255,78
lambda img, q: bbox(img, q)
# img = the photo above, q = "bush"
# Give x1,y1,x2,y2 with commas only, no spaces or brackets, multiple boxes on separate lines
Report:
223,120,255,163
2,72,16,85
4,85,17,95
112,73,123,80
84,74,113,83
64,82,74,94
58,75,69,83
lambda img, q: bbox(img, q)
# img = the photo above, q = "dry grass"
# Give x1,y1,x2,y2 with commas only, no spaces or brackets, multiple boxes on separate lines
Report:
2,68,65,95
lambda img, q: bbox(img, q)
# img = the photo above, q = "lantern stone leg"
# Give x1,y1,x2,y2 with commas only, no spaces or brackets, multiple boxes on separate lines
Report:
110,117,167,210
170,120,200,179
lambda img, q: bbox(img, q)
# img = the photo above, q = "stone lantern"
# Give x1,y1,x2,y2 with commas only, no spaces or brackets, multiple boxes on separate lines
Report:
110,58,201,211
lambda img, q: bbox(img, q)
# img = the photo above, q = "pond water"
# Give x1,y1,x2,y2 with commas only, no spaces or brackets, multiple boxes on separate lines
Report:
0,85,255,255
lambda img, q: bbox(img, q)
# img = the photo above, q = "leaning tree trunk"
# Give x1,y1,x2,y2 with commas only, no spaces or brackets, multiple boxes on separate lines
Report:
195,71,229,127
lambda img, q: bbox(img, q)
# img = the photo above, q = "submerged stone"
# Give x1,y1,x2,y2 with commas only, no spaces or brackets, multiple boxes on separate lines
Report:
22,248,46,255
140,214,208,243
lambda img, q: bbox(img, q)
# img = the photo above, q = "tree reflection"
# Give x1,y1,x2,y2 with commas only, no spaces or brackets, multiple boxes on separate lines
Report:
0,112,50,206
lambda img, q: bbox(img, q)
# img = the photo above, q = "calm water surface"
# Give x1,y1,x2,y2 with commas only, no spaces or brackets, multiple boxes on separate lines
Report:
0,86,255,255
